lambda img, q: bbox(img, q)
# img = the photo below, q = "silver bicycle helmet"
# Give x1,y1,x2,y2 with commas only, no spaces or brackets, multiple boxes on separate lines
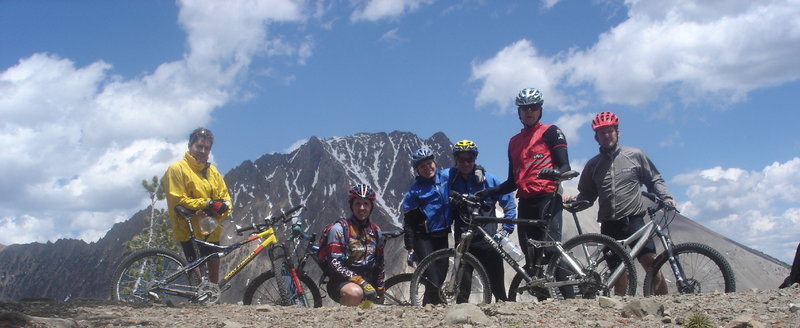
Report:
515,88,544,106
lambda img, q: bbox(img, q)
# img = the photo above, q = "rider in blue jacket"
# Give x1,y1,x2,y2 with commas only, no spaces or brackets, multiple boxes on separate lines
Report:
401,147,451,305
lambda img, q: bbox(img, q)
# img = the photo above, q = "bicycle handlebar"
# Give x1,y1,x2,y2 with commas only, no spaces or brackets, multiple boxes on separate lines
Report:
381,230,404,239
563,200,591,213
641,192,678,214
538,169,580,182
235,204,306,234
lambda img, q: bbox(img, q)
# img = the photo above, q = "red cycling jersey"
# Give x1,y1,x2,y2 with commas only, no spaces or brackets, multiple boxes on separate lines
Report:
508,122,567,198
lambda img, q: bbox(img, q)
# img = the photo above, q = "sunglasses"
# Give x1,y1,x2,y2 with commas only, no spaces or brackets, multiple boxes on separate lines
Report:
518,105,542,112
456,157,475,164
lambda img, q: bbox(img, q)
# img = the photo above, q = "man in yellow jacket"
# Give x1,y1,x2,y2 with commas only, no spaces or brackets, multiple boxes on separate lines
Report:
165,127,232,283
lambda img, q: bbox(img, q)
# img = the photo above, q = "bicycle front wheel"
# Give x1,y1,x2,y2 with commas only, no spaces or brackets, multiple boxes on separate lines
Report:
382,273,416,306
242,270,322,307
409,248,492,306
643,242,735,296
547,233,638,298
110,248,194,304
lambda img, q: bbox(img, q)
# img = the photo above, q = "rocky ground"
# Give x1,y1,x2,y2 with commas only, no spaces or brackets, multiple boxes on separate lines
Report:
2,286,800,328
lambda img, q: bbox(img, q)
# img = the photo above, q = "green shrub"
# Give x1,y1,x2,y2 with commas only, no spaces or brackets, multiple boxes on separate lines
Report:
684,312,714,328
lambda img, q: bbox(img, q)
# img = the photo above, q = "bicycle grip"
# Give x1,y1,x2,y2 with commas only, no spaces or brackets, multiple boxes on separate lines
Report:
235,225,255,234
279,204,304,222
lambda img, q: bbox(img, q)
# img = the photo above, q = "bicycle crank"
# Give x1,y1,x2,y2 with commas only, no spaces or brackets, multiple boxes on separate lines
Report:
195,282,221,304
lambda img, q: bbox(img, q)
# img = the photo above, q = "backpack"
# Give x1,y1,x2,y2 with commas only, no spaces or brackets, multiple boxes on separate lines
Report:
316,218,350,265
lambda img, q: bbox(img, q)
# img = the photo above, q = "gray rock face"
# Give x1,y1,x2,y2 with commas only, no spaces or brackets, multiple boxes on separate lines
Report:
0,209,149,301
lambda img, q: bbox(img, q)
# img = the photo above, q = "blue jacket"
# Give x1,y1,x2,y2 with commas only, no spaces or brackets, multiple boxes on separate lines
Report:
448,167,517,233
402,169,452,236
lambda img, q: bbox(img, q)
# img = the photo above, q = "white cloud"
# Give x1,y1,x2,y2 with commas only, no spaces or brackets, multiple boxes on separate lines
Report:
541,0,562,10
658,131,682,148
469,39,574,113
471,1,800,110
350,0,436,22
673,157,800,262
555,112,595,145
379,27,406,46
0,0,306,246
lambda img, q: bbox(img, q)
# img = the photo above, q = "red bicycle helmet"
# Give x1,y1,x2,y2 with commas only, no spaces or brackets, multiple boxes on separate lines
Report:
348,184,377,203
591,112,619,131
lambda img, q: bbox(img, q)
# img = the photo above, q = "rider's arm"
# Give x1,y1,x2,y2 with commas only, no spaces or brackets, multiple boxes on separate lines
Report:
207,166,233,219
483,151,518,198
544,125,571,173
375,232,386,289
488,174,517,232
321,223,359,281
574,157,599,205
638,152,673,202
402,209,426,250
401,191,421,251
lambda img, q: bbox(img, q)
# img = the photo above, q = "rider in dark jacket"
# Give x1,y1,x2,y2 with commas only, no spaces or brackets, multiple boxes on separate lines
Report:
320,184,385,306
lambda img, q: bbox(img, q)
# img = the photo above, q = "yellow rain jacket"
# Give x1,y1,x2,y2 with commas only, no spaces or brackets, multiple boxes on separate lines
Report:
164,152,232,242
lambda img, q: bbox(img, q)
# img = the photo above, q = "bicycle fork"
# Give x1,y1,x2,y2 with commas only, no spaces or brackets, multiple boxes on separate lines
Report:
442,231,473,299
269,244,308,306
654,227,692,292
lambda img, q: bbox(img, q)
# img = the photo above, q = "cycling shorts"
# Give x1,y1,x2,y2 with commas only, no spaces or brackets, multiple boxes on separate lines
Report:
179,240,220,263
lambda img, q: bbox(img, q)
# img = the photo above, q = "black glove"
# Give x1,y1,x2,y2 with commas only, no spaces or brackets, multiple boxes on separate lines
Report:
205,199,229,217
475,189,490,201
537,167,561,181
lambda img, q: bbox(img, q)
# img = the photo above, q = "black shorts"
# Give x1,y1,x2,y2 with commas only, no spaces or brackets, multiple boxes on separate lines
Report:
326,280,351,304
601,214,657,256
179,240,220,263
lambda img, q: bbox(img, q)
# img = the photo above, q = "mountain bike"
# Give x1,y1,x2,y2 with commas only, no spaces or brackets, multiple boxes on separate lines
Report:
110,204,304,305
565,192,736,296
410,171,638,305
243,226,416,306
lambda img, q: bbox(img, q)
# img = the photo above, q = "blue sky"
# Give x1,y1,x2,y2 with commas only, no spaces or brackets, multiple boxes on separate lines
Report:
1,0,799,263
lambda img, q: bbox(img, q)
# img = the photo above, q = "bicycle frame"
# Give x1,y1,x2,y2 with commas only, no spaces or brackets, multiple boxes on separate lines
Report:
446,191,608,297
571,193,693,293
151,205,300,303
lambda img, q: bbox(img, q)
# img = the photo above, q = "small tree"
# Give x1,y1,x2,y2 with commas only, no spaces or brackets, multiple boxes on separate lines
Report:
124,176,178,254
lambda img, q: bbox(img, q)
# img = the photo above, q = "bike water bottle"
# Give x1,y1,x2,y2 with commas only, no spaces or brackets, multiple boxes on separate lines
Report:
497,233,524,262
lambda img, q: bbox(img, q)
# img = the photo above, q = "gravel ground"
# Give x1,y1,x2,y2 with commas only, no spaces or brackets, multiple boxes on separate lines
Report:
2,286,800,328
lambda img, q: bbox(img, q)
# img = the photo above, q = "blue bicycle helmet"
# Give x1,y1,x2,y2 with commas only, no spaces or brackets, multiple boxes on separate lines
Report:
411,147,434,167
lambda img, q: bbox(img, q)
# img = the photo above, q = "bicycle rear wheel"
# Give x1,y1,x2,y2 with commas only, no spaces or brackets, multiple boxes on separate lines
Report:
409,248,492,306
242,270,322,307
382,273,417,306
643,242,735,296
110,248,195,304
547,233,638,298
